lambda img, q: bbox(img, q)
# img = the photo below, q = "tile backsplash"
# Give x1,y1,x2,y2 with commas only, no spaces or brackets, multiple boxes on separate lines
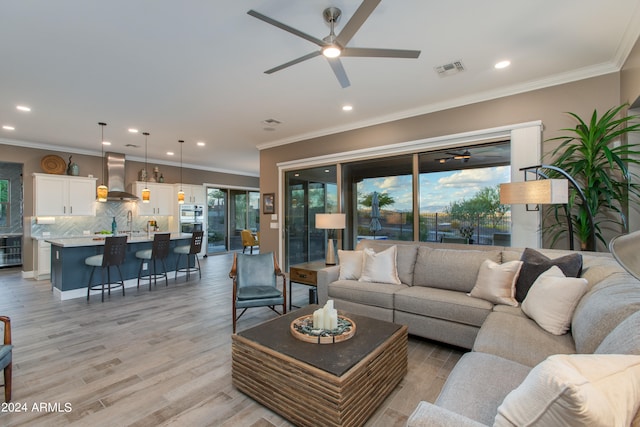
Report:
30,201,171,238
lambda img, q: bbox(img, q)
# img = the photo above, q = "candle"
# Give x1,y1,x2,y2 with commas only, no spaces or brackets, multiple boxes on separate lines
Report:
313,309,324,329
328,308,338,330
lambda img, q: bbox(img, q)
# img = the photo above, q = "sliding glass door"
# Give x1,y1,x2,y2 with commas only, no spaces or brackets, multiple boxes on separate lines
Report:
284,166,337,268
206,187,259,254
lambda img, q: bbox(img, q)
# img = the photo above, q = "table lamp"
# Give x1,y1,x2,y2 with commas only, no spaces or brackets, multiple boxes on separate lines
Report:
316,213,346,265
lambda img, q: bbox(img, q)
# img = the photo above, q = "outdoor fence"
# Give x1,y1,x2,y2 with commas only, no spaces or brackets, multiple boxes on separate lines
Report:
357,211,512,246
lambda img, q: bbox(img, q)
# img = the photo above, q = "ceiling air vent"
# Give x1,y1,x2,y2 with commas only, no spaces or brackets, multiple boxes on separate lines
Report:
434,60,465,77
262,118,282,131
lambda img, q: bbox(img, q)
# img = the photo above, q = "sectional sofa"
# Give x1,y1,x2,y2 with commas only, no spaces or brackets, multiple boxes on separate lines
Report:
316,239,640,426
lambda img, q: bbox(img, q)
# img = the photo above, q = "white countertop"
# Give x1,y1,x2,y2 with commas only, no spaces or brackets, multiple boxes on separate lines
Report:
45,233,192,247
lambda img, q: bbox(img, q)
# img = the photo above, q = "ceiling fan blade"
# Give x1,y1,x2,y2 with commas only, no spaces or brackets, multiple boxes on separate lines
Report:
342,47,421,59
327,58,350,88
248,10,327,47
264,51,322,74
335,0,381,47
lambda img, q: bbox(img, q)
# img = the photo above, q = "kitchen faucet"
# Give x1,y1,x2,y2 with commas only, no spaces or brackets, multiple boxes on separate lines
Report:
127,210,133,235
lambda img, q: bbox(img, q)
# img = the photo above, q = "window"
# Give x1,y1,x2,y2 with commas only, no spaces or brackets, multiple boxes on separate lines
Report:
0,179,8,227
343,155,414,245
418,142,511,245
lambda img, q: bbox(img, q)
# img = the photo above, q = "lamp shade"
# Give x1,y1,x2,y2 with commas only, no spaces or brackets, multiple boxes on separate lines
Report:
97,184,108,202
499,179,568,205
316,213,346,229
141,187,150,203
609,230,640,281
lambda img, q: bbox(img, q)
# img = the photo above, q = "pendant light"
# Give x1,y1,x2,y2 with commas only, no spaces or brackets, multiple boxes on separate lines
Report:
177,140,185,204
96,122,108,202
141,132,150,203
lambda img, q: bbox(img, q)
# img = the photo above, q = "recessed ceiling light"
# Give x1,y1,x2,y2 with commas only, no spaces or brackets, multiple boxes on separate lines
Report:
495,60,511,69
16,105,31,112
2,125,15,131
167,151,174,156
197,141,205,147
128,128,139,133
342,105,353,111
102,141,111,146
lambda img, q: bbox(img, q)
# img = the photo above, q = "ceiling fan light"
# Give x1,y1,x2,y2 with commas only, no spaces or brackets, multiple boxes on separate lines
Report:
323,45,341,58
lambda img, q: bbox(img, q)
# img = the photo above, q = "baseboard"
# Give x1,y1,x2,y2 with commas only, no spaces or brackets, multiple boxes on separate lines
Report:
54,278,142,301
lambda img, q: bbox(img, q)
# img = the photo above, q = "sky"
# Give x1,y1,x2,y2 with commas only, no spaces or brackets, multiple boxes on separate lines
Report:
357,165,511,213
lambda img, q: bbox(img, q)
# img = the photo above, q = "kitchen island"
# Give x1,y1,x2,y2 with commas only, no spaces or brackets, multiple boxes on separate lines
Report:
47,233,193,300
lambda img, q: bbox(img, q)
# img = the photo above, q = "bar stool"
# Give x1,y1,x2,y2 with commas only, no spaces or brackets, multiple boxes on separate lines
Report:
135,233,171,290
174,231,204,280
85,235,128,302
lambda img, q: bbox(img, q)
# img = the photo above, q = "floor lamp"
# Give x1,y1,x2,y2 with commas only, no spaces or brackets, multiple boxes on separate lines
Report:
499,164,596,251
609,230,640,281
316,213,346,265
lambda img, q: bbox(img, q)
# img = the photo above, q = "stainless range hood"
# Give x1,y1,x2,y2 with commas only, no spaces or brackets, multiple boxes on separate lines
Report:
105,152,139,201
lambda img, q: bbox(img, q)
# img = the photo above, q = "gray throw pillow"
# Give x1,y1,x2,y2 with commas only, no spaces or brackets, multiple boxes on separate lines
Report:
515,248,582,302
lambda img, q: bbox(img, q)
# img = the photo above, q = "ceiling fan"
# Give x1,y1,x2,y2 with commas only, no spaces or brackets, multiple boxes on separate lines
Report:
435,150,472,164
247,0,421,88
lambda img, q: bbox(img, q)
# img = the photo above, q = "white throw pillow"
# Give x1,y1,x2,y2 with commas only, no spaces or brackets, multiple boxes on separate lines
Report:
469,259,522,307
521,265,588,335
358,246,401,285
338,250,364,280
495,354,640,427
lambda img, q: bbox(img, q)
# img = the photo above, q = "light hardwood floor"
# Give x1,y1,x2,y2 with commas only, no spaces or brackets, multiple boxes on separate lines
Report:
0,253,464,427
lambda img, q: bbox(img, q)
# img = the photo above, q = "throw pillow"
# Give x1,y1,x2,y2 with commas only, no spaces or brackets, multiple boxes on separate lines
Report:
515,248,583,302
495,354,640,427
469,259,523,307
338,250,364,280
521,266,588,335
358,245,401,285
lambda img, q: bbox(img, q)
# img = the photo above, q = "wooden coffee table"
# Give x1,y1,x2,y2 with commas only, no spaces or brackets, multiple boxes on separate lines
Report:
232,305,408,427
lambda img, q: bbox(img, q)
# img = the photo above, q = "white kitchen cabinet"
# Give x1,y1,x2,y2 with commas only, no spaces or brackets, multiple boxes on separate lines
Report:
175,184,206,205
132,182,174,216
33,239,51,280
33,173,97,216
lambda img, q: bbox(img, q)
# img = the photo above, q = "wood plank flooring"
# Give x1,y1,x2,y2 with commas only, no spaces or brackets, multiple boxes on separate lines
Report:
0,253,464,427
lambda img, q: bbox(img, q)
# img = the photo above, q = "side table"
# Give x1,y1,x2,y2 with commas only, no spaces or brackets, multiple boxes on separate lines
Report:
288,260,328,310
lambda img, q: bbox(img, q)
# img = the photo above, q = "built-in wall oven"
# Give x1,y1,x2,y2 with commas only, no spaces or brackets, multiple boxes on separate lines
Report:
179,204,205,233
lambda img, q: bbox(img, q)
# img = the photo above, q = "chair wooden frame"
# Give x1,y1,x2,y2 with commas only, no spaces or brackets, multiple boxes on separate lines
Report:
229,252,286,333
0,316,12,402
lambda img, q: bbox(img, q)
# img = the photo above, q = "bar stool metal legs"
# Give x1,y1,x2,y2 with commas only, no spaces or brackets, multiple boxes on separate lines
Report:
85,236,128,302
136,233,171,290
174,231,204,281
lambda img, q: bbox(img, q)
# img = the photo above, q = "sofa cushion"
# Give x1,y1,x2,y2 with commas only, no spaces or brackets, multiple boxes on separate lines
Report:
359,246,401,285
435,352,531,426
521,266,588,335
413,247,501,293
495,354,640,427
328,279,406,309
572,272,640,353
469,259,522,307
514,248,583,302
595,311,640,355
337,250,363,280
473,311,576,367
395,286,493,328
355,240,418,285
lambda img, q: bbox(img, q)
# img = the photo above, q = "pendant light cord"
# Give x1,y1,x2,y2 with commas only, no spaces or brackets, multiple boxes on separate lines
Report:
179,140,184,191
99,122,106,185
143,132,149,184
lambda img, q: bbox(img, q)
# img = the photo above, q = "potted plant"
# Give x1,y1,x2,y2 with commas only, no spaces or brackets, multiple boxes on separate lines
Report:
459,224,474,243
545,104,640,250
